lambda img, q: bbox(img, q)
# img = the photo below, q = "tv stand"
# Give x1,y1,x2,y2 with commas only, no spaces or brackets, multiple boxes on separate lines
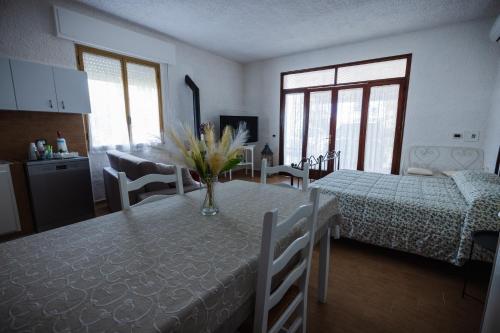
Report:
229,144,254,180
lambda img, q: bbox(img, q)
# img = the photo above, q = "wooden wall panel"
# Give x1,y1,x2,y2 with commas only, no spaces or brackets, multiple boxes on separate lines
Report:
0,110,88,238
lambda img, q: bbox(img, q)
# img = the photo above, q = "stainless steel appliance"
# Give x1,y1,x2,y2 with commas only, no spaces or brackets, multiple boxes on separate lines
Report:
25,157,94,232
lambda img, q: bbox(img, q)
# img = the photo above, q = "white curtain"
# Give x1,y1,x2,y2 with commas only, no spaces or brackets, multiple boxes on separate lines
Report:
337,59,407,84
307,91,332,169
82,53,163,201
335,88,363,170
284,69,335,89
127,63,162,145
283,93,304,165
83,53,130,150
364,84,400,174
82,53,129,201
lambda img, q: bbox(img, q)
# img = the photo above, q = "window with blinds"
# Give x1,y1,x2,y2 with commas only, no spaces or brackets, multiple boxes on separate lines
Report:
76,45,162,150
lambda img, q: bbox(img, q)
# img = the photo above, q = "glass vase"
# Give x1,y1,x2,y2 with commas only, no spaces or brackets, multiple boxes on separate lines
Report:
201,176,219,216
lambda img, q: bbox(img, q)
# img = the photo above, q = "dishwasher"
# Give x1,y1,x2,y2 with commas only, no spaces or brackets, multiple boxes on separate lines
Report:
25,157,94,232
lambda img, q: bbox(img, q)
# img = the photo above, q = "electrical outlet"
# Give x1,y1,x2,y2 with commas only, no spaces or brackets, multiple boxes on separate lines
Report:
464,131,480,142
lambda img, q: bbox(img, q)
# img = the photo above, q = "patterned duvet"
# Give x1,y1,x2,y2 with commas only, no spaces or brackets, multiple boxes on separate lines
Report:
311,169,500,265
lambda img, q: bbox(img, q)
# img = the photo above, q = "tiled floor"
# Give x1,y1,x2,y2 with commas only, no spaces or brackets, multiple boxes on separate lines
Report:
228,170,488,332
307,239,489,333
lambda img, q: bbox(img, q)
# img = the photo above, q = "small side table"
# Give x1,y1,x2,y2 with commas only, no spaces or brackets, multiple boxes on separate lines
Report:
462,230,499,302
229,145,254,180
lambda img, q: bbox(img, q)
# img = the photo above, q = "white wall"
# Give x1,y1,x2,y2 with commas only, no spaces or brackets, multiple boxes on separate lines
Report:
0,0,244,131
0,0,497,172
243,19,499,169
483,58,500,171
0,0,244,200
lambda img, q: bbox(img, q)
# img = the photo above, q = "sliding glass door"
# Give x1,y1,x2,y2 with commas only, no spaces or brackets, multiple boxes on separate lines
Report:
306,90,332,170
364,84,400,174
334,88,363,170
283,93,304,165
282,82,404,174
280,54,411,174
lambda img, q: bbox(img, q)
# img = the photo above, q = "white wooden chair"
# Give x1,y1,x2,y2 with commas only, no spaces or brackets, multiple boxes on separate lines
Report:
118,165,184,210
254,188,320,333
261,158,309,191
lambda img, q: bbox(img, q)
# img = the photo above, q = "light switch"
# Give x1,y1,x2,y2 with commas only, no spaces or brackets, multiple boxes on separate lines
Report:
452,133,462,140
464,131,480,142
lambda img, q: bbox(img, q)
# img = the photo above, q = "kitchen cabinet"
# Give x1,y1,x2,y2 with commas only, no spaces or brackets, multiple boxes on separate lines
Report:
0,58,17,110
5,57,91,114
53,67,91,114
10,59,58,112
0,163,21,236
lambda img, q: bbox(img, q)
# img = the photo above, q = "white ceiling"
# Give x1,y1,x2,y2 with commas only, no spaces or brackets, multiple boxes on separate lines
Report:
77,0,500,63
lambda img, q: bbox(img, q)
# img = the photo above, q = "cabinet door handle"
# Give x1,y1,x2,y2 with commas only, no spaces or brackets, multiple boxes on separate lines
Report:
61,101,65,110
49,99,53,109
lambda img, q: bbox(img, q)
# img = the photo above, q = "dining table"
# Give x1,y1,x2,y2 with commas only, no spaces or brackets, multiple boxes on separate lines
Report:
0,180,340,333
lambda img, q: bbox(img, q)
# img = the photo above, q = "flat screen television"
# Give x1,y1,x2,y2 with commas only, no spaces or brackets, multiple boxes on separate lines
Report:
220,115,258,143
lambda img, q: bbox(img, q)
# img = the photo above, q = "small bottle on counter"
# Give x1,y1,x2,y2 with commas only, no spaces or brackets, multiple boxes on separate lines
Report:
56,131,68,153
45,145,53,159
36,140,45,159
28,142,37,161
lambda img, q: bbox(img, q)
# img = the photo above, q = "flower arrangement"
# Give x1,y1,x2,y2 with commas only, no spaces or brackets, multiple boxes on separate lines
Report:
165,123,248,215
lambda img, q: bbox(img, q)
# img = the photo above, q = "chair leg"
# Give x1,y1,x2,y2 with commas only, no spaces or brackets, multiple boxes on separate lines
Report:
300,296,307,333
318,227,331,303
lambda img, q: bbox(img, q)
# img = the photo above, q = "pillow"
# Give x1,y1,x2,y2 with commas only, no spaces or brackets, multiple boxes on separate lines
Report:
452,170,500,185
442,170,457,177
407,167,433,176
146,163,174,192
106,150,127,170
155,163,194,186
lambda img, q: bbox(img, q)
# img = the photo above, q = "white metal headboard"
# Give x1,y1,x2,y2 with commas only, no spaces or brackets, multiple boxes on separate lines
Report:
403,146,484,175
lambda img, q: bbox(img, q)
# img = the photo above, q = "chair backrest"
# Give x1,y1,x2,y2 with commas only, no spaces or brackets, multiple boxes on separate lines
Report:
118,165,184,210
261,158,309,191
254,188,320,333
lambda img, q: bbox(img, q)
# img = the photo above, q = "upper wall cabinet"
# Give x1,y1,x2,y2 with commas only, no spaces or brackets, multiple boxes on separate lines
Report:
0,58,17,110
10,59,58,112
53,67,91,114
4,58,91,114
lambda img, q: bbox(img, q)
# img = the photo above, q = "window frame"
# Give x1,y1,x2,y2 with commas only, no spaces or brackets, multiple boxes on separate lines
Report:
279,53,412,174
75,44,164,148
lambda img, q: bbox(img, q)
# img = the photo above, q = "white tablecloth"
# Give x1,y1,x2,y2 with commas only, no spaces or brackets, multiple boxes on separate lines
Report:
0,180,339,332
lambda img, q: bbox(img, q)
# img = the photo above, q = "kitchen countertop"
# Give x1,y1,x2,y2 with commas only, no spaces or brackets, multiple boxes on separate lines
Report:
24,156,88,166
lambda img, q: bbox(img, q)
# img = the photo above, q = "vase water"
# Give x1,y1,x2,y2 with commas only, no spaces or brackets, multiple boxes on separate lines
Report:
201,176,218,216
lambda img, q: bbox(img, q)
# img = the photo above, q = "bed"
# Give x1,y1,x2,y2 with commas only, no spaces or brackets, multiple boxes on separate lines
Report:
311,169,500,265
